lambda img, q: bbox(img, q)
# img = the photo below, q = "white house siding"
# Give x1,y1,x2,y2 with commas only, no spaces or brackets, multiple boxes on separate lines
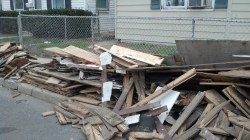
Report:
71,0,86,9
86,0,115,33
41,0,47,10
229,0,250,40
116,0,250,44
2,0,11,10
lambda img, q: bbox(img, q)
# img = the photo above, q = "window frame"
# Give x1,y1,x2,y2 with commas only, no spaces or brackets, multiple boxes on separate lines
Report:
14,0,25,10
51,0,65,9
33,0,42,10
96,0,109,11
161,0,215,11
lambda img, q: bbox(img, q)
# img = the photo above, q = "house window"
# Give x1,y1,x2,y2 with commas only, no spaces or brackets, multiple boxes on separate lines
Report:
52,0,65,9
160,0,215,10
34,0,42,9
14,0,24,10
96,0,109,10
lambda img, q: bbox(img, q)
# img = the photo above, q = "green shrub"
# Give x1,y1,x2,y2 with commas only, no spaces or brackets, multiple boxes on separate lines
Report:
0,9,93,38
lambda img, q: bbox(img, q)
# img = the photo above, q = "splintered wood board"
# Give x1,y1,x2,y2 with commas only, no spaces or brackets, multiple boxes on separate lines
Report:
109,45,164,66
94,45,139,68
62,45,100,64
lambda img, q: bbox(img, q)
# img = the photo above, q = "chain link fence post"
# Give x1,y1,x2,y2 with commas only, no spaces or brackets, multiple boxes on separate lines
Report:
192,18,196,40
17,12,24,48
64,16,67,40
91,17,95,47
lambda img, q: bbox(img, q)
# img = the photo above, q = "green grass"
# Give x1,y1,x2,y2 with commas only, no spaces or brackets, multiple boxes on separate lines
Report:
0,36,19,43
0,36,90,49
154,46,178,55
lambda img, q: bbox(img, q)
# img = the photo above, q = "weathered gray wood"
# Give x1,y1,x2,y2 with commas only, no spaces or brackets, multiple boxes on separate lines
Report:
133,68,196,107
113,78,134,112
168,92,205,137
117,102,161,115
199,129,220,140
204,89,235,112
80,102,124,126
155,118,172,140
199,101,230,127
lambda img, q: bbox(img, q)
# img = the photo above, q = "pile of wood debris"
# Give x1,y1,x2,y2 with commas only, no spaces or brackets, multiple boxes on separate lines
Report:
1,42,250,140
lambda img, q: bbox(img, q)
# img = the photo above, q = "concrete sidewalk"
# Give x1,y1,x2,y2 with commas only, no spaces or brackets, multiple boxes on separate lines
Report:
0,86,86,140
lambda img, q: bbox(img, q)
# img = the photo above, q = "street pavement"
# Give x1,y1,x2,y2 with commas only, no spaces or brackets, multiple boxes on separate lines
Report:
0,86,86,140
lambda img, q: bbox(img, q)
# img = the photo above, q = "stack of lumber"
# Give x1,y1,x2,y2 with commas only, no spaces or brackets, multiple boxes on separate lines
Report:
0,42,36,79
2,42,250,139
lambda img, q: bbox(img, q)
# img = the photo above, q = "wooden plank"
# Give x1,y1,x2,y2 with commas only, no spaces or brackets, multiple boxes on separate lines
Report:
41,111,55,117
54,106,77,119
80,87,101,94
86,116,103,125
125,85,134,108
205,127,230,136
204,89,235,112
61,102,89,115
99,124,114,140
168,92,205,137
94,45,139,68
172,126,200,140
133,68,196,107
183,107,204,130
44,47,69,56
227,111,250,131
116,123,130,133
200,82,250,88
82,124,95,140
199,128,220,140
80,102,124,126
199,101,230,127
117,102,161,116
0,42,11,52
71,95,101,105
46,77,61,84
224,86,250,117
3,66,17,79
109,45,164,66
62,45,100,64
132,72,145,101
215,111,229,129
237,127,245,140
145,105,168,117
55,111,67,125
219,70,250,79
130,131,164,140
113,78,134,112
196,72,241,82
92,126,105,140
155,118,172,140
222,89,250,119
233,85,250,101
32,68,102,87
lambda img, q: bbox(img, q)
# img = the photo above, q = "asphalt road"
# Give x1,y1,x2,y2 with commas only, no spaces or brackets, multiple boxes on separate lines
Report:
0,86,86,140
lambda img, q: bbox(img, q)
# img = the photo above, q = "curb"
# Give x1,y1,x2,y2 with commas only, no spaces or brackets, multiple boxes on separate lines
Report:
0,78,68,104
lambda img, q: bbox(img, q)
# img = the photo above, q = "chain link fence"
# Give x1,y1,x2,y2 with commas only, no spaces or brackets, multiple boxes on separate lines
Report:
0,17,19,42
1,15,250,55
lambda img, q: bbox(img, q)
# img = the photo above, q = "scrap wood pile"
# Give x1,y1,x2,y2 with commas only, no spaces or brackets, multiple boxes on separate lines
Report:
0,42,38,80
1,42,250,139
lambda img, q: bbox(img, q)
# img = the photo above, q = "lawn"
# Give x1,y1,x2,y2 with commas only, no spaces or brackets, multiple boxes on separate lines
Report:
0,36,90,49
